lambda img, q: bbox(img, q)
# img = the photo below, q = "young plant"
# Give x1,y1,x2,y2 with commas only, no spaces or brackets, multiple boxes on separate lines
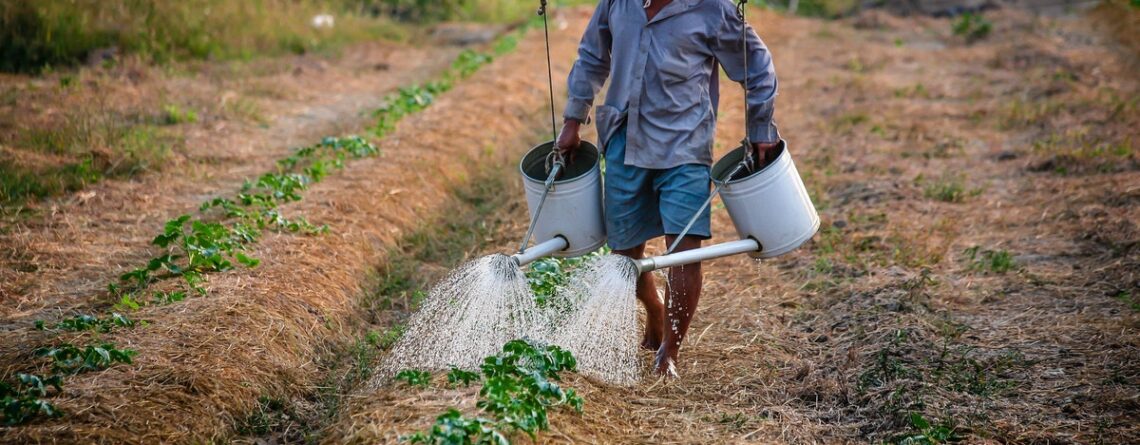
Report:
40,313,136,333
1,373,63,426
395,370,433,388
404,340,583,444
37,343,138,374
447,367,480,388
525,247,609,306
963,246,1016,274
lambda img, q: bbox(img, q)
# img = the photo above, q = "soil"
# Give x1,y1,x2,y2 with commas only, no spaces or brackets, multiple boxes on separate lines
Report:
1,4,1137,445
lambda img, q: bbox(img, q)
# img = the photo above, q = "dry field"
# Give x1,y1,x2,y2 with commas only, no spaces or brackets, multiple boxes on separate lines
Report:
1,3,1137,444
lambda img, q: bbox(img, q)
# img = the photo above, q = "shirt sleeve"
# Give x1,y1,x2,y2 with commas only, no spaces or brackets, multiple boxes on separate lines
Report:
710,3,779,144
564,0,613,123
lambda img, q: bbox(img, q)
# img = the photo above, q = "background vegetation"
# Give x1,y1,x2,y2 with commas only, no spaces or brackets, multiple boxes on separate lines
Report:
0,0,549,74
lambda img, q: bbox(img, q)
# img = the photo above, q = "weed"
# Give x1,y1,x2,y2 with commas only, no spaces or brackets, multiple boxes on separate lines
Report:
789,0,859,18
963,246,1016,274
1113,291,1139,312
221,97,266,124
395,369,432,388
369,325,406,350
832,111,870,133
237,396,306,438
713,412,751,430
932,345,1017,396
894,412,960,444
922,177,966,203
2,118,174,206
902,84,929,99
1001,97,1064,130
160,104,198,125
952,13,992,43
859,337,917,390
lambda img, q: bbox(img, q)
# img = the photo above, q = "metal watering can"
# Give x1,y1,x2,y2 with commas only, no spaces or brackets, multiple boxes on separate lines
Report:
510,0,817,271
510,139,819,273
511,141,606,266
627,140,820,274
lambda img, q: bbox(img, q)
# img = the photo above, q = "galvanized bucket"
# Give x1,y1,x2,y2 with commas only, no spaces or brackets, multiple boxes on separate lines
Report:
710,141,819,259
519,141,606,257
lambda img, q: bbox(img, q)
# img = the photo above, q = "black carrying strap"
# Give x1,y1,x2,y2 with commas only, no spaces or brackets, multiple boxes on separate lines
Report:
736,0,756,173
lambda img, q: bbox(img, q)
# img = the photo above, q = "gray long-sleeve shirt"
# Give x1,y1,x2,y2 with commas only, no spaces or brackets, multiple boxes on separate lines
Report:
564,0,779,169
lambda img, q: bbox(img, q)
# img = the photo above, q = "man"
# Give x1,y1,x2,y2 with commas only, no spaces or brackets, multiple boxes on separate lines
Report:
556,0,780,377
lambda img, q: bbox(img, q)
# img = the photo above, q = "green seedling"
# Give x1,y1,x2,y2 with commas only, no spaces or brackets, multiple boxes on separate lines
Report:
47,313,136,332
37,343,137,374
1,373,64,425
447,367,480,388
405,340,583,444
395,370,433,388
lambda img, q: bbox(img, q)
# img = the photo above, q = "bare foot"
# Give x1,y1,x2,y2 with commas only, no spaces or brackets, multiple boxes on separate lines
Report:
641,334,661,351
653,348,680,378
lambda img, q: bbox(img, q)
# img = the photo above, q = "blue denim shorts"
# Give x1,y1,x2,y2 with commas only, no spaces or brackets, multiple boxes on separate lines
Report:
604,125,711,251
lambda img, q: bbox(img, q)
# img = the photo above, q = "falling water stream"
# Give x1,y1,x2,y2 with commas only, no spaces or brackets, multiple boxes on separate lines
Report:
377,253,642,386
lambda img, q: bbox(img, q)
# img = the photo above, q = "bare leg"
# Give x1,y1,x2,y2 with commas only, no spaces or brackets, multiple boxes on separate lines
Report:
654,235,704,377
612,243,665,350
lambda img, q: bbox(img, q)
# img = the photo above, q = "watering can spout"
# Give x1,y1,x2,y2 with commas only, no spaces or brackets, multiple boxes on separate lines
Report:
510,236,569,267
630,238,762,274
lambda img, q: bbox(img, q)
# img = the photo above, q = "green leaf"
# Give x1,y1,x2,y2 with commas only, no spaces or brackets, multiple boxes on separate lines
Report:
234,252,260,268
910,412,930,430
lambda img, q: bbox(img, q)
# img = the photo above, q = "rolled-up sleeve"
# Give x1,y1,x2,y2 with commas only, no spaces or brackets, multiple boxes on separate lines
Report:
711,5,779,143
564,0,612,123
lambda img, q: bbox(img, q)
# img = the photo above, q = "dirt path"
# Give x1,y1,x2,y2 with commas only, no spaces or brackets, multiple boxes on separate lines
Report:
330,8,1139,445
0,42,460,320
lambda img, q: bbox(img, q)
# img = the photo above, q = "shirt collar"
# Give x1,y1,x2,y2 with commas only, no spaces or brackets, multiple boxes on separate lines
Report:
647,0,701,25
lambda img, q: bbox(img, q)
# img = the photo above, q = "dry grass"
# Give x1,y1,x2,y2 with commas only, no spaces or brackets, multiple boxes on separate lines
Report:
332,7,1139,444
1,4,1138,445
0,13,573,443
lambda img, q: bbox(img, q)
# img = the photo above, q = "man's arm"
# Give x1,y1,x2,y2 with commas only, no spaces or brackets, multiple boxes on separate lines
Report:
559,0,613,157
564,0,613,123
711,3,779,150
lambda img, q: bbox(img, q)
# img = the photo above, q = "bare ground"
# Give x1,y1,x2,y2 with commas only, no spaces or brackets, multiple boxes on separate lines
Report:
1,4,1138,445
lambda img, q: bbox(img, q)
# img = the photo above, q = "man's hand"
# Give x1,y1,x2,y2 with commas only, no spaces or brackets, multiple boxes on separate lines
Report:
751,141,780,169
556,119,582,164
